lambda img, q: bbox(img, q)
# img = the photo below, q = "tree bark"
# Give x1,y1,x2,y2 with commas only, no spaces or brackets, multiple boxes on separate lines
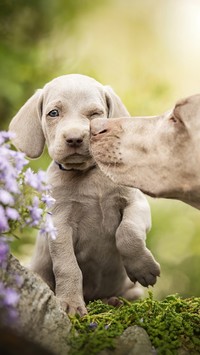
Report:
0,254,71,355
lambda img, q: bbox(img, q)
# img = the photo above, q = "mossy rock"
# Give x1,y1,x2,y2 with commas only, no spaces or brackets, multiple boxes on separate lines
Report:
99,325,154,355
68,293,200,355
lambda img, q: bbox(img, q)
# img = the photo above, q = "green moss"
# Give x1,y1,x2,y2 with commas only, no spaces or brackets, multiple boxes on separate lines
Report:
68,293,200,355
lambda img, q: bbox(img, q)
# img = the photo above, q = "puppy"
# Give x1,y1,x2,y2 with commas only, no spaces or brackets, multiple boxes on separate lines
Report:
90,95,200,210
9,74,160,315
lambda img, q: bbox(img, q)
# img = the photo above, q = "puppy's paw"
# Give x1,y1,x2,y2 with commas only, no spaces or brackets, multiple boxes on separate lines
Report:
125,250,160,287
104,296,124,308
59,297,88,317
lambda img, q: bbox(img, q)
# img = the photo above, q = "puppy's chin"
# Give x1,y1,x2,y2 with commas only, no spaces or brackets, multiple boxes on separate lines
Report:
59,157,96,171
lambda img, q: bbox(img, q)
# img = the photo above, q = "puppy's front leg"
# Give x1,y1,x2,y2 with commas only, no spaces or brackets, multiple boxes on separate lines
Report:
116,189,160,287
48,224,87,316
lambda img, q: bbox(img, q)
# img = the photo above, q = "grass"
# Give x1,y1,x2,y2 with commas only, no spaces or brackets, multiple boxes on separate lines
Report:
68,292,200,355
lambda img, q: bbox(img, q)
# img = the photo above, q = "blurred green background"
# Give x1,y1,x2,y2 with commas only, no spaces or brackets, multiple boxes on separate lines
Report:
1,0,200,299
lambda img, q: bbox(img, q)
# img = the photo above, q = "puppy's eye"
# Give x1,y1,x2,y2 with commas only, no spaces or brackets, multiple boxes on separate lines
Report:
48,109,59,117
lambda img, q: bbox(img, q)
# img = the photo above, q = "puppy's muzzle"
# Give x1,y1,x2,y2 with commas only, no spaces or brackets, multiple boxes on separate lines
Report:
63,128,86,148
66,136,83,148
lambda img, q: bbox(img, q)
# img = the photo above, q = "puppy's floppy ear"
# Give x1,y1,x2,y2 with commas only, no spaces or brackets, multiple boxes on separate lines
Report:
9,89,45,158
105,86,130,118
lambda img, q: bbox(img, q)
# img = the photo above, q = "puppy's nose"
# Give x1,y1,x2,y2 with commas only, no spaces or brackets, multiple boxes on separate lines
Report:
90,118,109,136
66,136,83,147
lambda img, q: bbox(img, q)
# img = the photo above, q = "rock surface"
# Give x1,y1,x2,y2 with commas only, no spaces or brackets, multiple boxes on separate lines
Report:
1,254,71,355
100,325,155,355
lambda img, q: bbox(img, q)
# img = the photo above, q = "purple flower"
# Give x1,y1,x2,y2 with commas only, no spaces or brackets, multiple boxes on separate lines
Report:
0,147,13,174
25,168,48,192
5,176,19,194
37,170,48,187
0,131,14,145
0,130,56,243
0,282,19,327
0,206,9,233
0,240,9,267
9,150,28,171
88,322,98,330
3,288,20,307
0,148,20,194
0,189,14,206
30,208,43,226
41,194,55,208
6,207,20,221
41,213,57,240
28,197,43,227
24,168,39,189
14,275,24,287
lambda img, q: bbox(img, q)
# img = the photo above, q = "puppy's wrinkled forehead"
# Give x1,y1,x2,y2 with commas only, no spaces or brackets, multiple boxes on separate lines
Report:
42,75,106,109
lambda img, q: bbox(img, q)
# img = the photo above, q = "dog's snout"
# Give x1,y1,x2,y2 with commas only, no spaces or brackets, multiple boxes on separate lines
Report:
90,118,109,136
66,136,83,147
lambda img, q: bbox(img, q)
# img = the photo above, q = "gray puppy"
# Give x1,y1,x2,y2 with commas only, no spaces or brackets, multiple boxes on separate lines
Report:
9,74,160,315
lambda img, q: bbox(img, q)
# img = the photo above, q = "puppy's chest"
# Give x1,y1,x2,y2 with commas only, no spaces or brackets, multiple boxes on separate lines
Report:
67,183,123,230
52,170,126,237
67,184,124,261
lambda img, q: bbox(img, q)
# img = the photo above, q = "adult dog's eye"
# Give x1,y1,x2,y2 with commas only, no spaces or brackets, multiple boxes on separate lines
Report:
169,115,184,126
48,109,59,117
89,111,103,118
169,115,178,124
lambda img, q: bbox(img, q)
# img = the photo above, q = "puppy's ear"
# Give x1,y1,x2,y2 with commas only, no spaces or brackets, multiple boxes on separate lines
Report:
9,89,45,158
105,86,130,118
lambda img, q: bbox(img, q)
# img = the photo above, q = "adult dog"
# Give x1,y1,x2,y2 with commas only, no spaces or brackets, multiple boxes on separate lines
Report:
91,94,200,210
9,74,160,316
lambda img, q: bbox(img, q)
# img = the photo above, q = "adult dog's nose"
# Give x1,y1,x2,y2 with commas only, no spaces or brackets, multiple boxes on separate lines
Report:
90,118,109,136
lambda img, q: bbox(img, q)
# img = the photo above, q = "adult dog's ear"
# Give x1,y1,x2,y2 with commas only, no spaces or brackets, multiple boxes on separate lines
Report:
105,86,130,118
173,94,200,129
9,89,45,158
